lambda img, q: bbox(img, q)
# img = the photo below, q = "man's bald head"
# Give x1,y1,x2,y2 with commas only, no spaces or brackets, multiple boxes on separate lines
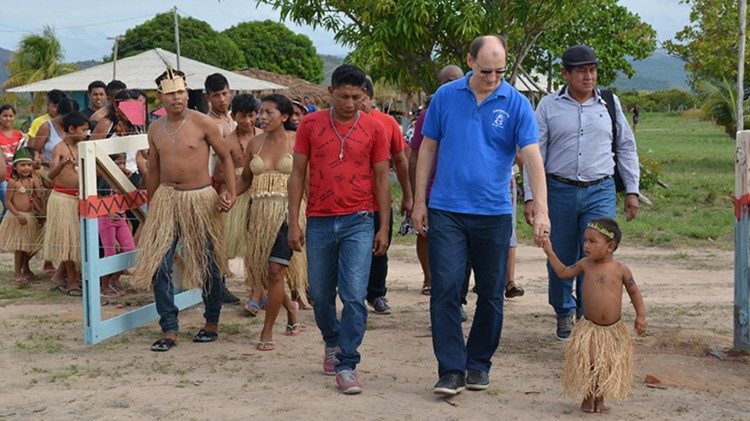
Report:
468,35,507,60
438,65,464,85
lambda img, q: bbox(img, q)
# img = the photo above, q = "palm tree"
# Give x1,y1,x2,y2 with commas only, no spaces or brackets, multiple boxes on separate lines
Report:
697,79,750,138
3,25,77,112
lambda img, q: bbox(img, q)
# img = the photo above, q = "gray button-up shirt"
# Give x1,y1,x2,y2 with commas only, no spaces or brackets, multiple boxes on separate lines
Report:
524,87,640,200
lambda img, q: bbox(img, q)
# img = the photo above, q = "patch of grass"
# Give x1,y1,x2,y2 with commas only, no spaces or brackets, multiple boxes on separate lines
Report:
486,387,506,396
15,332,65,353
0,284,33,300
518,112,735,249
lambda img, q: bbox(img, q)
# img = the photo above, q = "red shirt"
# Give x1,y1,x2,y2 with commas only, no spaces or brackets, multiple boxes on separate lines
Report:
370,109,405,155
0,130,23,181
295,109,390,217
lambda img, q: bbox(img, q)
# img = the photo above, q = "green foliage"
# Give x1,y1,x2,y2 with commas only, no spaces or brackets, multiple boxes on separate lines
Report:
3,26,77,111
695,79,746,138
618,89,698,112
223,20,324,83
117,13,246,70
663,0,744,85
257,0,655,92
528,0,657,86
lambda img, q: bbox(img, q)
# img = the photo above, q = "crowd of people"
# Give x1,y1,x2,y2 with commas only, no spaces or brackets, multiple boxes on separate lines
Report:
0,35,648,412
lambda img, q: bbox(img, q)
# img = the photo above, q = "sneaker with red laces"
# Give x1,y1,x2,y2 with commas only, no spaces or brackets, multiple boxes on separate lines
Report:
323,346,340,375
335,369,363,394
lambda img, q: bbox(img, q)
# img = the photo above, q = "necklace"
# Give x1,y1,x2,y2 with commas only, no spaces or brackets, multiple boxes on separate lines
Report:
163,110,189,139
329,107,361,161
63,140,78,172
209,108,233,134
17,177,31,194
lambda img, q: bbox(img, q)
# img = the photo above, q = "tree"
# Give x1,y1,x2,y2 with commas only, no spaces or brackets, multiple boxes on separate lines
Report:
117,13,246,70
530,0,656,86
4,26,77,111
663,0,743,85
223,20,324,83
256,0,655,92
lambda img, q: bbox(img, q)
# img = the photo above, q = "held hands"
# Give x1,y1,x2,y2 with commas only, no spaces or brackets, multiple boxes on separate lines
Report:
531,211,551,247
373,229,389,256
218,191,235,212
634,315,647,335
624,194,640,221
287,222,305,252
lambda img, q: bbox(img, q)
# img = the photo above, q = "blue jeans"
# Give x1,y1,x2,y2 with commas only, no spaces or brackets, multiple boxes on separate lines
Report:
546,175,616,317
306,211,375,371
366,209,393,302
153,231,223,334
428,209,511,376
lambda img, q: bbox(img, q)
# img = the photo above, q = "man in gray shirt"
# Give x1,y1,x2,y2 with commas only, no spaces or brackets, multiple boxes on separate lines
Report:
524,44,640,340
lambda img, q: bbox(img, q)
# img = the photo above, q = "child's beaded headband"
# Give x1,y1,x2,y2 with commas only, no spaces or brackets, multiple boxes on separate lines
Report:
158,68,187,94
587,221,616,241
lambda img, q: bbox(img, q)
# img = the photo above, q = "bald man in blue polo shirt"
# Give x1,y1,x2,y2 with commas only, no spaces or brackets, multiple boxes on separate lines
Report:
412,35,550,395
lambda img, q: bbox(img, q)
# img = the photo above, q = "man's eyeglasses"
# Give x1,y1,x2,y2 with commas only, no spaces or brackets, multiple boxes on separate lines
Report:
478,67,507,75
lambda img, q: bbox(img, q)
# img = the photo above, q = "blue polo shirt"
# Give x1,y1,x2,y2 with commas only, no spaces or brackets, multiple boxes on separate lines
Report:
422,72,538,215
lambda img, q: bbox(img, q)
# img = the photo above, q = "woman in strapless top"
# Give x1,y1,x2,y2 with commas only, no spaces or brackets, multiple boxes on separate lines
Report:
234,94,307,350
215,94,261,260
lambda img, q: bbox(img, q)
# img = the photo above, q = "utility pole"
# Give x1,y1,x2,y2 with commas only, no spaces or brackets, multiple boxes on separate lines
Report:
107,36,123,80
735,0,749,352
173,6,181,71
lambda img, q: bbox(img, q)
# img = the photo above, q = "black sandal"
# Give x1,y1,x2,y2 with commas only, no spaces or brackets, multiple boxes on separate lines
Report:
192,329,218,343
150,338,176,352
505,282,525,298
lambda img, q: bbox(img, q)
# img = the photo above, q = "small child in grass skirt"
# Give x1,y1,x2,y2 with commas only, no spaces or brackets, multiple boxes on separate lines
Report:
543,218,646,414
0,147,45,284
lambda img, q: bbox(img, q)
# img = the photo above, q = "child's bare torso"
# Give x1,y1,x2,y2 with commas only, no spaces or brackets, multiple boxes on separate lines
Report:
581,259,628,326
9,176,40,212
52,142,79,189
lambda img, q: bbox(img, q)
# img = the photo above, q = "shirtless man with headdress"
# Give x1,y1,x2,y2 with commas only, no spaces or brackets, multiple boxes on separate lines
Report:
131,69,236,352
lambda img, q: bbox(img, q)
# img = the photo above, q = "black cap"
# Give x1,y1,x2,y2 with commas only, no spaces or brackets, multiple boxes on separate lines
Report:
562,44,597,67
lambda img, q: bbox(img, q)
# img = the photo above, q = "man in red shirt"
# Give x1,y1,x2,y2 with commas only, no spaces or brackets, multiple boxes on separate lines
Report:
288,64,391,395
360,77,412,315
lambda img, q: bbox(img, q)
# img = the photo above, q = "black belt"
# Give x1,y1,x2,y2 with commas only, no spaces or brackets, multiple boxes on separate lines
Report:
549,174,611,188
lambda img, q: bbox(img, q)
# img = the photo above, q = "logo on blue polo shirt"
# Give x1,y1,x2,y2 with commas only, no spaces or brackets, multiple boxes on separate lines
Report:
492,109,510,128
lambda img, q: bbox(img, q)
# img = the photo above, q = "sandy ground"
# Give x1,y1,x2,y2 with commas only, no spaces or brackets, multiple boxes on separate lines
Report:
0,244,748,420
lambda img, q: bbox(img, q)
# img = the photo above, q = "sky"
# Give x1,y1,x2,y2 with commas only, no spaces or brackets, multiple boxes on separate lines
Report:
0,0,692,62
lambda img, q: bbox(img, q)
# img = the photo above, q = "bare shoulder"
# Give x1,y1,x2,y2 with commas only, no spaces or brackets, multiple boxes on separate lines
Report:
189,109,214,128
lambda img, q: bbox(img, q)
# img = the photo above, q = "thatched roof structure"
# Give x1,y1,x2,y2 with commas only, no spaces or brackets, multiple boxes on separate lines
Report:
235,68,329,105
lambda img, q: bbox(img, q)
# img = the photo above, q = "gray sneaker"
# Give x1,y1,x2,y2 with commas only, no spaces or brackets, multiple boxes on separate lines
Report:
369,296,392,315
556,313,575,341
465,370,490,390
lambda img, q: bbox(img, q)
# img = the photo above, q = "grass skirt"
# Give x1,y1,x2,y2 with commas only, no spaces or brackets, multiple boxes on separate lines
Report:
131,185,228,291
562,318,634,400
224,191,251,258
244,172,307,297
0,211,41,253
42,190,80,262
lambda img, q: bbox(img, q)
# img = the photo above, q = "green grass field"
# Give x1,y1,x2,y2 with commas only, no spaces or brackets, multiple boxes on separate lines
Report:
393,111,736,249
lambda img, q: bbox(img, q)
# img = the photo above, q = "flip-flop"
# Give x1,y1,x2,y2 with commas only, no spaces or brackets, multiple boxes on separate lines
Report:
151,338,176,352
256,341,276,351
243,299,261,317
505,282,525,298
259,297,268,310
192,329,218,343
285,323,303,336
12,276,30,286
421,285,431,296
66,287,83,297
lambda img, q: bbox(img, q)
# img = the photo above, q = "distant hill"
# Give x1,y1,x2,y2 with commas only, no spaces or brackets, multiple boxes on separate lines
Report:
320,54,344,86
0,46,11,85
613,50,690,92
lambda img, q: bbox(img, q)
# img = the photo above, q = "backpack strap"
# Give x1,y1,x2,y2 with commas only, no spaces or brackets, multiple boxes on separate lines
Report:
599,88,618,152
